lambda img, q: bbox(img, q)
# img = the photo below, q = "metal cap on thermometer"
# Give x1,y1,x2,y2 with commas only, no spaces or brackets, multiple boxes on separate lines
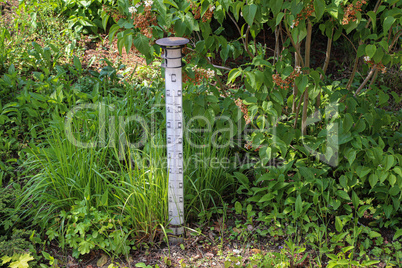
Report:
156,37,189,238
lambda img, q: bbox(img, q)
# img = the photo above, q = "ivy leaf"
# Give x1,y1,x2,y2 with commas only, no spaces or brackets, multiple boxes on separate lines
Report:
242,4,257,26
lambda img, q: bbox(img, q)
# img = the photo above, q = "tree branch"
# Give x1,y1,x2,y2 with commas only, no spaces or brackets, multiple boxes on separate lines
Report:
354,67,376,96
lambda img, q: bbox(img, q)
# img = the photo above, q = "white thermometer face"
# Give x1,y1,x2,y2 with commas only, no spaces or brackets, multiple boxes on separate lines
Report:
164,47,184,232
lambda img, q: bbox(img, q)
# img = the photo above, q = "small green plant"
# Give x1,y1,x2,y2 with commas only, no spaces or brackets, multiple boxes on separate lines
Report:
46,200,134,258
1,253,34,268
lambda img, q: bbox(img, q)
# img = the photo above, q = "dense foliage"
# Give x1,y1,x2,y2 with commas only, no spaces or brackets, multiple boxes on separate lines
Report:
0,0,401,267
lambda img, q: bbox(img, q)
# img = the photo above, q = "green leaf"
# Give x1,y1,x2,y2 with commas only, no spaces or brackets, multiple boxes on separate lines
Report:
353,120,366,132
270,0,283,16
365,44,376,59
335,216,343,232
389,174,396,187
102,14,110,31
73,55,82,73
352,191,359,208
369,174,378,188
373,47,384,64
383,16,395,35
393,229,402,241
259,193,274,202
294,75,308,94
235,201,242,214
155,0,167,16
314,0,325,21
9,254,34,268
163,0,178,9
295,194,302,218
1,255,12,265
367,11,376,30
356,166,371,178
133,34,151,59
227,68,242,84
336,190,351,201
78,240,94,255
276,12,284,26
343,113,353,133
394,166,402,177
242,4,257,26
234,172,249,187
345,148,356,166
369,231,381,239
384,155,394,171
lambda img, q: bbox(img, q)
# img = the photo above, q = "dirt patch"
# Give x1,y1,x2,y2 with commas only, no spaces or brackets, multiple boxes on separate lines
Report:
79,35,146,72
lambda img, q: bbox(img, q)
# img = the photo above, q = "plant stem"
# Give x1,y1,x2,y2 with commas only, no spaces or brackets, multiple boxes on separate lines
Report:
318,27,334,108
354,67,376,96
347,0,382,91
244,25,254,59
283,17,305,68
292,41,301,113
301,87,309,135
305,20,312,70
389,30,402,51
274,25,280,65
369,68,379,88
293,89,307,129
346,42,362,91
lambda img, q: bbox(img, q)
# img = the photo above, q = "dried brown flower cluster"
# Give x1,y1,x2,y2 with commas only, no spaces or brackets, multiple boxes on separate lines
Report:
132,6,157,38
235,98,251,125
103,5,124,24
292,2,314,28
364,56,387,74
342,0,367,25
272,67,301,90
244,141,252,150
183,65,214,83
190,2,215,22
244,141,262,151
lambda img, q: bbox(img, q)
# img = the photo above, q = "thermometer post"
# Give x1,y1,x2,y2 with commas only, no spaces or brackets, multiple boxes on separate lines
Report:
156,37,189,238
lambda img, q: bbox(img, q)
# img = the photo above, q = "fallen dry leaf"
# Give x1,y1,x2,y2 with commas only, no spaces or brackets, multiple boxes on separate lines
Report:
96,254,108,267
251,248,261,254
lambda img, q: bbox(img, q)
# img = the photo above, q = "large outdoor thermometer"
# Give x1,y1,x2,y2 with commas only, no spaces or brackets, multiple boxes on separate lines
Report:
156,37,189,237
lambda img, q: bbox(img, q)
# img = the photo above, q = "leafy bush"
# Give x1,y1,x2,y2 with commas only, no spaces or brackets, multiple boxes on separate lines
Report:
53,0,117,35
46,200,134,258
